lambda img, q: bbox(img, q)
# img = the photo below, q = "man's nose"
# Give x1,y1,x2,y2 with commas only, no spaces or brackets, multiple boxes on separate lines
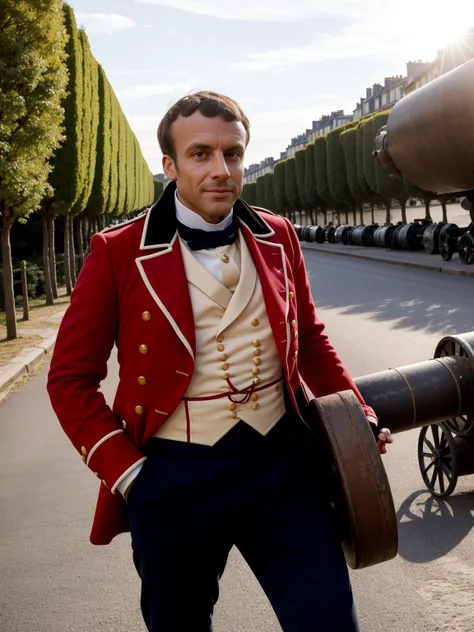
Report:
210,154,230,179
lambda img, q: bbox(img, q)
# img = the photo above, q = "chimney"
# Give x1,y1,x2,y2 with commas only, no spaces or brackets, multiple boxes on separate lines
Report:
366,87,372,99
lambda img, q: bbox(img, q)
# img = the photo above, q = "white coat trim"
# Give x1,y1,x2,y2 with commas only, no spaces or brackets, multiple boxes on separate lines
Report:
86,429,124,466
238,215,275,238
101,212,147,234
111,456,147,495
255,238,291,377
135,234,195,361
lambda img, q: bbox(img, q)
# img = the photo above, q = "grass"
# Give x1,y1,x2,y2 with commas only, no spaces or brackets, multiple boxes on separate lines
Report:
0,287,70,366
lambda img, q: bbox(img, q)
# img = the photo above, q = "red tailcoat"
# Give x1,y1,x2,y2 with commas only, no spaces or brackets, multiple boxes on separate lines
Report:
48,183,375,545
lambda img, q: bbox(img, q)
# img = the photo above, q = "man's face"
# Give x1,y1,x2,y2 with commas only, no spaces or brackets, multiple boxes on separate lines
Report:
162,111,247,224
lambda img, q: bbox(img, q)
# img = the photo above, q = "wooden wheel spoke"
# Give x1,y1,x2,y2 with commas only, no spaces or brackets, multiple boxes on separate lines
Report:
423,437,436,453
439,469,446,494
432,425,440,448
423,461,435,475
441,462,453,480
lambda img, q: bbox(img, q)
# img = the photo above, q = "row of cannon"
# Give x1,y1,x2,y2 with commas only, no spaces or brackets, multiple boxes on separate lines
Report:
295,219,474,265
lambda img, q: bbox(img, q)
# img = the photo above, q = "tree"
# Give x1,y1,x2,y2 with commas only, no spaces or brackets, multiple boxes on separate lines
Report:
304,142,324,224
327,125,355,210
295,149,313,223
273,160,290,218
0,0,68,338
341,127,367,223
314,138,336,218
263,173,277,213
153,178,164,203
241,182,258,207
256,175,266,208
284,157,301,223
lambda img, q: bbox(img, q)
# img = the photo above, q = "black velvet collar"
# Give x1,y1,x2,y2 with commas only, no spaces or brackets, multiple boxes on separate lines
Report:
142,181,274,248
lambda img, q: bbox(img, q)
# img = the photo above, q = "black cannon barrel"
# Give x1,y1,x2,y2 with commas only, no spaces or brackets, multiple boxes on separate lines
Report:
354,356,474,434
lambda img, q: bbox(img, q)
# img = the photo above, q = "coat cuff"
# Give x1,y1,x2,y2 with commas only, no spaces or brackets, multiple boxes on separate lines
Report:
87,431,145,493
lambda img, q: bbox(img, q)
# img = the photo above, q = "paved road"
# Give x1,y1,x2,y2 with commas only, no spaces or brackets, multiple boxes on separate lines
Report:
1,252,473,631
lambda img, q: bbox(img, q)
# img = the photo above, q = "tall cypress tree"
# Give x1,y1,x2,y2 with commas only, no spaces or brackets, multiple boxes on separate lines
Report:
263,173,277,213
256,175,266,208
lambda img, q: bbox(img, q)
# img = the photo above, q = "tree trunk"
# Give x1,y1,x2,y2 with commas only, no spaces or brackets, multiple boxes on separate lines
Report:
69,216,76,286
353,209,357,224
385,204,391,225
42,214,54,306
441,199,448,223
48,216,58,299
424,199,432,221
1,222,17,340
359,206,364,224
98,214,104,232
76,215,85,271
400,201,407,224
93,218,99,234
371,204,375,224
344,210,349,224
64,215,72,296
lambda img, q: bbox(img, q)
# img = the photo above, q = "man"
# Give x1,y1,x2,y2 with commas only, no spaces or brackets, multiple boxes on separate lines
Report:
48,91,392,631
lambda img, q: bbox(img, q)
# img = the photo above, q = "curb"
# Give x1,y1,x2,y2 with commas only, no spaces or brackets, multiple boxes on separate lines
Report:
300,243,474,279
0,334,57,395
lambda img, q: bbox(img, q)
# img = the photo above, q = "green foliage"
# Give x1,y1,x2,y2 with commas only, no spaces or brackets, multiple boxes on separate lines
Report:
87,64,111,217
304,142,323,210
0,0,69,227
241,182,258,206
356,121,373,197
341,127,366,204
273,160,289,215
106,81,119,214
263,173,277,213
362,116,378,194
295,149,309,209
153,178,164,203
256,175,266,208
114,109,128,215
327,126,354,206
314,137,333,206
284,157,301,211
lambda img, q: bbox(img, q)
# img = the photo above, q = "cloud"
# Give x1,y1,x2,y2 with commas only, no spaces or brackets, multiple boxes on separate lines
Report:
76,13,136,36
108,68,165,77
117,81,194,101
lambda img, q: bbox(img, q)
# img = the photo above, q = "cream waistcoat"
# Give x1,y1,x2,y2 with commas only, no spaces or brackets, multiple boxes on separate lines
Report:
154,231,286,445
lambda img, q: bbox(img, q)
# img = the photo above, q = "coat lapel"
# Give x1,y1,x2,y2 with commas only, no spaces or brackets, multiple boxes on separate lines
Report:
135,184,196,360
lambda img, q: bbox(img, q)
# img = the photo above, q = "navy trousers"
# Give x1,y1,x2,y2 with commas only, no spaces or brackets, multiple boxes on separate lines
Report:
126,411,360,632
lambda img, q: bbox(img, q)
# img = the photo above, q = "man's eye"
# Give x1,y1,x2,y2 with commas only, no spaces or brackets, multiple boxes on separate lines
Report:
227,152,241,159
193,151,205,158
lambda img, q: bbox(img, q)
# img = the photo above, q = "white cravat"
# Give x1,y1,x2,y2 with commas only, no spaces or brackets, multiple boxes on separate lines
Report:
117,192,236,497
175,191,234,283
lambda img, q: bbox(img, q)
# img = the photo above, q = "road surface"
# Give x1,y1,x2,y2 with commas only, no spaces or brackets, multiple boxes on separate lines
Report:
1,251,473,631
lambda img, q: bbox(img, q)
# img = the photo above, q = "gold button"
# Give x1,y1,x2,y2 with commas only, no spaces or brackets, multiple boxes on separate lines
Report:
253,340,261,347
138,376,147,386
135,405,144,415
252,402,260,411
252,367,260,376
217,344,225,352
121,420,127,430
81,454,87,463
219,253,230,263
142,311,152,321
102,479,107,487
139,344,148,354
230,411,238,419
253,377,261,385
251,393,259,402
294,351,298,359
254,358,261,366
221,362,229,370
220,353,228,361
253,348,261,357
289,291,295,300
251,319,259,327
291,320,296,328
222,372,230,380
274,384,280,392
228,403,237,411
81,446,87,456
295,331,299,339
216,334,224,343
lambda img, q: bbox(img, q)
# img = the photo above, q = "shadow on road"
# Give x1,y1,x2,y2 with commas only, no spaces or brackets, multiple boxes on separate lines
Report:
396,490,474,563
304,254,474,336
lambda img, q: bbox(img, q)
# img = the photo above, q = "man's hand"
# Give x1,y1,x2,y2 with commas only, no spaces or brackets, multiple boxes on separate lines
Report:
367,415,393,455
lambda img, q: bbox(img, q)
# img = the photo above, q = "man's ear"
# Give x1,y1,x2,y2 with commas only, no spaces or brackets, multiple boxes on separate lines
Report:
162,155,177,181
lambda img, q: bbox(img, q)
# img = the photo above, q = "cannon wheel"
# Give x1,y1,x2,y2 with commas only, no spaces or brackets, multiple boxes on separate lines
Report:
439,229,455,261
418,423,459,497
435,333,474,435
308,390,398,570
458,233,474,264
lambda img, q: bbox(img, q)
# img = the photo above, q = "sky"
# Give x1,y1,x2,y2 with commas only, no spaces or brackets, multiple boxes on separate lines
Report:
66,0,474,175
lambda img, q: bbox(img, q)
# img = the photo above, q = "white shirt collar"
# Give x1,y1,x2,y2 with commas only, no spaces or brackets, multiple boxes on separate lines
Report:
175,190,234,232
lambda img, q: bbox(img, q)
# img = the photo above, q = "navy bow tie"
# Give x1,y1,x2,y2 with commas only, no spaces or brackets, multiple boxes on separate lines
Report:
177,218,240,251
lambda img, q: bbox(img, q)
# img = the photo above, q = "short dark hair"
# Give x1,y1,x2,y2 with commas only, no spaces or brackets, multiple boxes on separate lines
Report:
158,91,250,161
